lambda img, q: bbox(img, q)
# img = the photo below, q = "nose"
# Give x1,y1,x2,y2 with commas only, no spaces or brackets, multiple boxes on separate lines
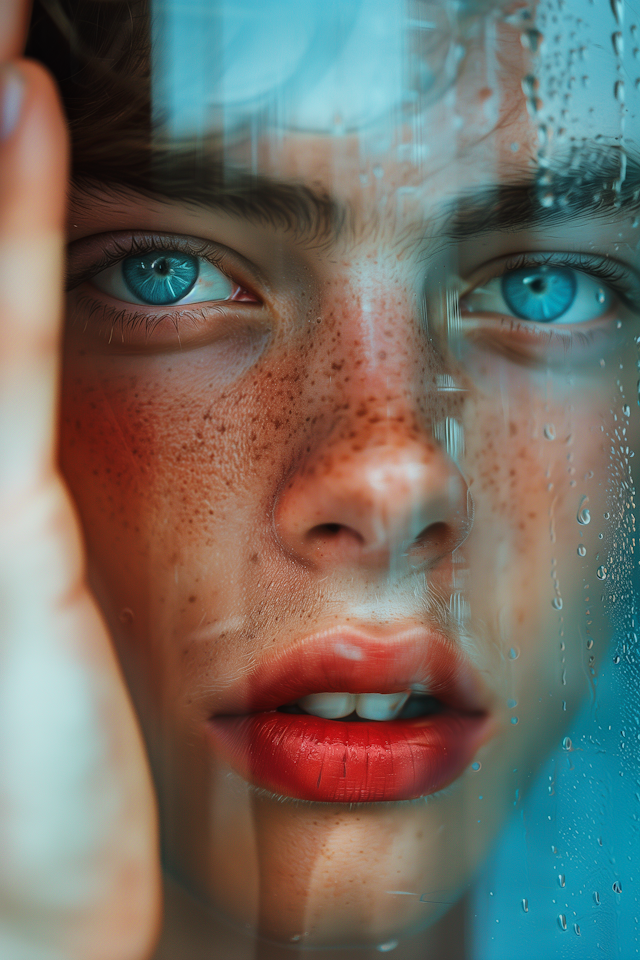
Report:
274,422,471,572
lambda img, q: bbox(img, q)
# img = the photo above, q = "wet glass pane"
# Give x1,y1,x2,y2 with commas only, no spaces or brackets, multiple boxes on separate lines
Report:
4,0,639,956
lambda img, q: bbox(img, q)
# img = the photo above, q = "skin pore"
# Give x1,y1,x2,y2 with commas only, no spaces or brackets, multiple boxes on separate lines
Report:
46,5,640,959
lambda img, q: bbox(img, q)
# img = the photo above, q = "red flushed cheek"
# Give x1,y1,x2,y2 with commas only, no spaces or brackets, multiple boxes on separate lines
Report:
58,350,308,559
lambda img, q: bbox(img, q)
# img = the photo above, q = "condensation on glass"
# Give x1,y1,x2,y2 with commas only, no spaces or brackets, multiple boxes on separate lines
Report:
46,0,640,956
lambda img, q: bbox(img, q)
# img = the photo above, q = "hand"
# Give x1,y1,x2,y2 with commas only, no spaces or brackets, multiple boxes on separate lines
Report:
0,3,161,958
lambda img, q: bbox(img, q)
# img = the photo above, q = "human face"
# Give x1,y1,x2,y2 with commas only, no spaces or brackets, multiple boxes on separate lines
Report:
57,1,640,952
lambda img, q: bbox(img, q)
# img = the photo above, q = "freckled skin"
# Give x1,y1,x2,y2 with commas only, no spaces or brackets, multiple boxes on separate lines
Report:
58,17,640,956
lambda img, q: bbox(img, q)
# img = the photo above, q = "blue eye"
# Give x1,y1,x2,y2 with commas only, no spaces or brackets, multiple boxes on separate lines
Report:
91,248,237,306
501,265,577,323
122,252,198,305
462,260,614,326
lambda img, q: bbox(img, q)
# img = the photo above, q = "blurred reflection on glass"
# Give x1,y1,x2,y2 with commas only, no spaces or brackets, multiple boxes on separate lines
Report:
21,0,640,956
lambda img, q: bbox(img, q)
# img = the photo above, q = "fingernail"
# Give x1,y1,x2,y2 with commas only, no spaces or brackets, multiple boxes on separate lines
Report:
0,65,24,141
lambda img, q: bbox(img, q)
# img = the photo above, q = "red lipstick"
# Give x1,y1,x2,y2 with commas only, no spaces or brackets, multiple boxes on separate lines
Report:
207,627,493,804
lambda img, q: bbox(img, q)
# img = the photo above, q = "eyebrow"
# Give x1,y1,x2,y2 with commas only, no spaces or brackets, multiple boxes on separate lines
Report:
447,145,640,240
72,143,640,247
73,153,345,248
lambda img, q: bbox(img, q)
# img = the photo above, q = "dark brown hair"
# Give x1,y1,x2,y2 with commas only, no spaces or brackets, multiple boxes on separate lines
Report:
26,0,153,185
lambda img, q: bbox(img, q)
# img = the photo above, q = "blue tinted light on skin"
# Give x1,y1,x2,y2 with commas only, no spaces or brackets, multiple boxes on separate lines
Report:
122,252,199,305
501,266,577,323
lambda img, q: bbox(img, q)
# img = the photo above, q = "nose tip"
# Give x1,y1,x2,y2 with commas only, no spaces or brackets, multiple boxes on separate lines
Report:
274,439,471,571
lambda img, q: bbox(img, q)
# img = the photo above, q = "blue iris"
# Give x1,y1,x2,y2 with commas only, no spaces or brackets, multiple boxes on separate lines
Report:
122,251,199,305
501,265,577,322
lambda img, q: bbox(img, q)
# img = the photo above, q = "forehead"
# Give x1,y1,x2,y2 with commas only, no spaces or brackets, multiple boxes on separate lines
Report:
153,10,534,207
66,0,640,263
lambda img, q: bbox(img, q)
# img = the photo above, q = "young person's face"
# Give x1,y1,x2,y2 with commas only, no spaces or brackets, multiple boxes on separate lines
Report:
57,3,640,951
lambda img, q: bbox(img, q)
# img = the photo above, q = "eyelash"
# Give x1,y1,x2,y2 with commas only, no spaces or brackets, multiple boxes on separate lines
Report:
67,233,261,345
68,235,639,352
67,234,234,293
500,252,636,305
463,250,639,314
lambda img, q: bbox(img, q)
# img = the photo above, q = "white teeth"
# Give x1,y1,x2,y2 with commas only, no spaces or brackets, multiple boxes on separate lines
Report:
355,691,411,721
296,691,411,720
297,692,356,719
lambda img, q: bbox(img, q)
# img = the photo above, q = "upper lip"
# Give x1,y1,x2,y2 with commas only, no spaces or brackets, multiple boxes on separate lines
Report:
209,624,490,718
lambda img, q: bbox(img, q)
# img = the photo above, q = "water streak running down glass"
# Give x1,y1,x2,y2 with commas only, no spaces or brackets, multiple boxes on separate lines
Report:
8,0,640,957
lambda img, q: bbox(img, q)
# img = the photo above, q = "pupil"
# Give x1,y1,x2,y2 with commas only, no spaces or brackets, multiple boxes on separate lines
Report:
154,258,171,277
527,277,547,295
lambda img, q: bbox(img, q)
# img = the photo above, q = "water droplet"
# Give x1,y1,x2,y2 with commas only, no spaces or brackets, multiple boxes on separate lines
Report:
594,890,600,904
577,496,591,525
578,544,587,557
611,0,624,24
507,698,518,708
623,404,631,417
552,596,563,610
613,880,622,893
558,914,567,931
511,716,519,724
558,873,566,887
544,423,556,440
587,638,594,650
377,941,399,953
613,653,621,664
540,191,555,208
471,761,481,771
612,31,624,56
596,288,607,304
522,898,529,913
508,646,519,661
574,923,581,936
563,736,573,751
521,28,544,52
597,565,608,580
615,79,626,103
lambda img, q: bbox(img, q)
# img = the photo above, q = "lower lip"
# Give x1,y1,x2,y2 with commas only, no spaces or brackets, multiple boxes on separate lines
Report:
208,710,491,803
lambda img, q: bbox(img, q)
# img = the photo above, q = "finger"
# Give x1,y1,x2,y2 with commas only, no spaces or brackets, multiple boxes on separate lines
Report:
0,60,162,959
0,0,32,61
0,58,68,504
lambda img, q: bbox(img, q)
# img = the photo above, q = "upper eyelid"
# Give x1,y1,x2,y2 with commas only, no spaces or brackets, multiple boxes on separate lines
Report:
460,250,640,307
65,231,268,297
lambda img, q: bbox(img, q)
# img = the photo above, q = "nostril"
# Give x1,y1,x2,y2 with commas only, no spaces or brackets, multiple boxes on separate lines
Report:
319,523,342,537
409,521,458,560
304,523,366,555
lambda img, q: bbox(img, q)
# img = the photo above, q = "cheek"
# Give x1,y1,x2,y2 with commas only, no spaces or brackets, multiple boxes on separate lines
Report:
57,347,314,605
460,365,633,733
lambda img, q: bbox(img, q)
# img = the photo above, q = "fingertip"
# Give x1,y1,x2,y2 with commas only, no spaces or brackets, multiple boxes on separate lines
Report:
0,57,69,235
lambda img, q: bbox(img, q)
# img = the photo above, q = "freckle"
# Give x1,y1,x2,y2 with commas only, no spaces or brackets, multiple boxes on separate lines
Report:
250,554,258,563
188,595,197,603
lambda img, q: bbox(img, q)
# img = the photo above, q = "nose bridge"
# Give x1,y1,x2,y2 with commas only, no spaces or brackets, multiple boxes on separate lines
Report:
273,275,470,569
320,268,430,404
